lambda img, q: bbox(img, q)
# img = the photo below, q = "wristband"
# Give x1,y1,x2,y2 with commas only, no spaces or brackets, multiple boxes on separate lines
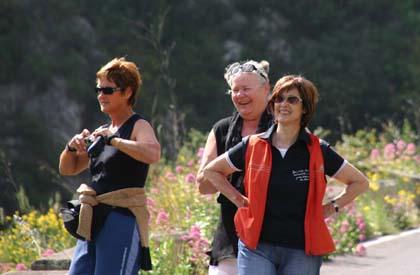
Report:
106,133,120,145
331,199,340,213
66,144,77,152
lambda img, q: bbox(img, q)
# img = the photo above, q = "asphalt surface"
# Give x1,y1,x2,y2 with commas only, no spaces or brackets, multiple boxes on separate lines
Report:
321,227,420,275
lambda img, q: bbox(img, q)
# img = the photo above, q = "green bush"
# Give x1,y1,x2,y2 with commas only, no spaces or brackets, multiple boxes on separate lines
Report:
0,209,76,267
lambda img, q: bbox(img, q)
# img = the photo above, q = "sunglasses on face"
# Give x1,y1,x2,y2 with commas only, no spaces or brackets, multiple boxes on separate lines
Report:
94,87,121,95
226,62,268,80
273,95,303,105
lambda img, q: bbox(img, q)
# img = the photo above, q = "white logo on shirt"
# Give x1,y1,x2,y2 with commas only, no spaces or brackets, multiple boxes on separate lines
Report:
292,169,309,182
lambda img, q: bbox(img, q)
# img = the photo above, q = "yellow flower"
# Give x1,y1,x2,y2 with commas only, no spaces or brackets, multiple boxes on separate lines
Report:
370,173,379,182
384,195,398,205
370,181,380,192
398,190,407,197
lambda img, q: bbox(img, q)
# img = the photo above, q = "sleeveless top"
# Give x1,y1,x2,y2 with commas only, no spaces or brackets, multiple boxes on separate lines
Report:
209,110,272,264
90,114,149,195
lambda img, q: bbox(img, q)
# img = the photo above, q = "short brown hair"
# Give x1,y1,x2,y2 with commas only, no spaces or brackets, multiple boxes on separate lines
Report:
268,75,319,127
96,57,142,106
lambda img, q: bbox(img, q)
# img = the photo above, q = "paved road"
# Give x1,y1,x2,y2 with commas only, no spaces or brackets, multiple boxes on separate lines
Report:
321,228,420,275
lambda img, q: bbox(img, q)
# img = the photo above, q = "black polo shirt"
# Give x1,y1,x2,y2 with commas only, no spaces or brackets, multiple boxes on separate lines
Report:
226,125,345,249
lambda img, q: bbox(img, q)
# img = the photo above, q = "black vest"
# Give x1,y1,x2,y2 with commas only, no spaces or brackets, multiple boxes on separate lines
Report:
209,110,272,264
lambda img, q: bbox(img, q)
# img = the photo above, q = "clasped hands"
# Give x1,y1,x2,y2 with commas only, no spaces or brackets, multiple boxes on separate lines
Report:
67,126,116,153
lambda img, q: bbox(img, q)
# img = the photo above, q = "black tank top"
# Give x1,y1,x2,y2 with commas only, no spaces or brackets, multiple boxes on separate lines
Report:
209,110,272,264
90,114,149,195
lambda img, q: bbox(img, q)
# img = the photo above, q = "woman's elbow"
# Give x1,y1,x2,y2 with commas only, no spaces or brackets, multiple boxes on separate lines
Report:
202,168,218,184
58,166,67,176
361,178,370,193
202,168,211,180
198,181,210,194
352,175,369,195
149,143,161,163
196,171,216,194
196,172,205,188
198,185,208,194
59,165,75,176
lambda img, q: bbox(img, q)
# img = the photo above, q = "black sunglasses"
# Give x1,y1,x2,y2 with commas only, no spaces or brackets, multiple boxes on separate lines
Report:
226,62,268,80
94,87,121,95
273,95,303,105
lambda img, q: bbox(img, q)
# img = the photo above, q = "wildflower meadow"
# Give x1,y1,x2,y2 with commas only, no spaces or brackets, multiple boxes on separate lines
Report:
0,123,419,273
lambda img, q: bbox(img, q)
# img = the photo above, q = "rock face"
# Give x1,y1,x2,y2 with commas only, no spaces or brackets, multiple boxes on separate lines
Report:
4,248,74,275
31,248,74,271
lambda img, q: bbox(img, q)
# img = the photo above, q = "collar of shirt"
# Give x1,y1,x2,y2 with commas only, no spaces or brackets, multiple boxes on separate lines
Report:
259,124,311,145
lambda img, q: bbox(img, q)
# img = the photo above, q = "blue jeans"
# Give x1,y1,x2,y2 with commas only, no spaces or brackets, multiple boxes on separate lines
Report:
69,211,141,275
238,239,322,275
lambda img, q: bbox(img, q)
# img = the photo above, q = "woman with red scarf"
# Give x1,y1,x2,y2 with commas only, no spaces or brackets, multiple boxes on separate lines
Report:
202,75,369,275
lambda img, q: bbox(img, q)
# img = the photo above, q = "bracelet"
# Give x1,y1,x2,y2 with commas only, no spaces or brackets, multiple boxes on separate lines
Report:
106,133,120,145
331,199,340,213
66,144,77,152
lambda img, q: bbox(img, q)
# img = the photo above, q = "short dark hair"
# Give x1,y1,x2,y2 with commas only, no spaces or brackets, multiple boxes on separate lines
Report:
268,75,319,127
96,57,142,106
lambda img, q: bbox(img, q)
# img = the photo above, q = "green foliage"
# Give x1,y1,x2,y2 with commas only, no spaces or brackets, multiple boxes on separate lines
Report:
0,208,4,229
0,209,76,266
15,186,31,214
357,189,398,236
145,133,218,274
325,202,367,258
335,128,379,163
380,119,419,145
146,237,192,275
0,150,19,214
334,121,420,239
176,128,208,163
1,124,420,271
312,126,331,140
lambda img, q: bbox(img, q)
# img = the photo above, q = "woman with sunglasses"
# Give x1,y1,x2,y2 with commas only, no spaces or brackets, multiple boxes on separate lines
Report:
59,57,160,274
202,75,369,275
196,60,272,274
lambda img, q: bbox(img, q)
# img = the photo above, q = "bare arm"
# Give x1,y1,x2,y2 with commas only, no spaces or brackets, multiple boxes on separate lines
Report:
196,130,219,194
59,129,90,175
110,119,161,164
323,162,369,217
203,154,248,208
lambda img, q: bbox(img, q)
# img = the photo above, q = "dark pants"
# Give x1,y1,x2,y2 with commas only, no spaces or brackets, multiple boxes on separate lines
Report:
69,211,141,275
